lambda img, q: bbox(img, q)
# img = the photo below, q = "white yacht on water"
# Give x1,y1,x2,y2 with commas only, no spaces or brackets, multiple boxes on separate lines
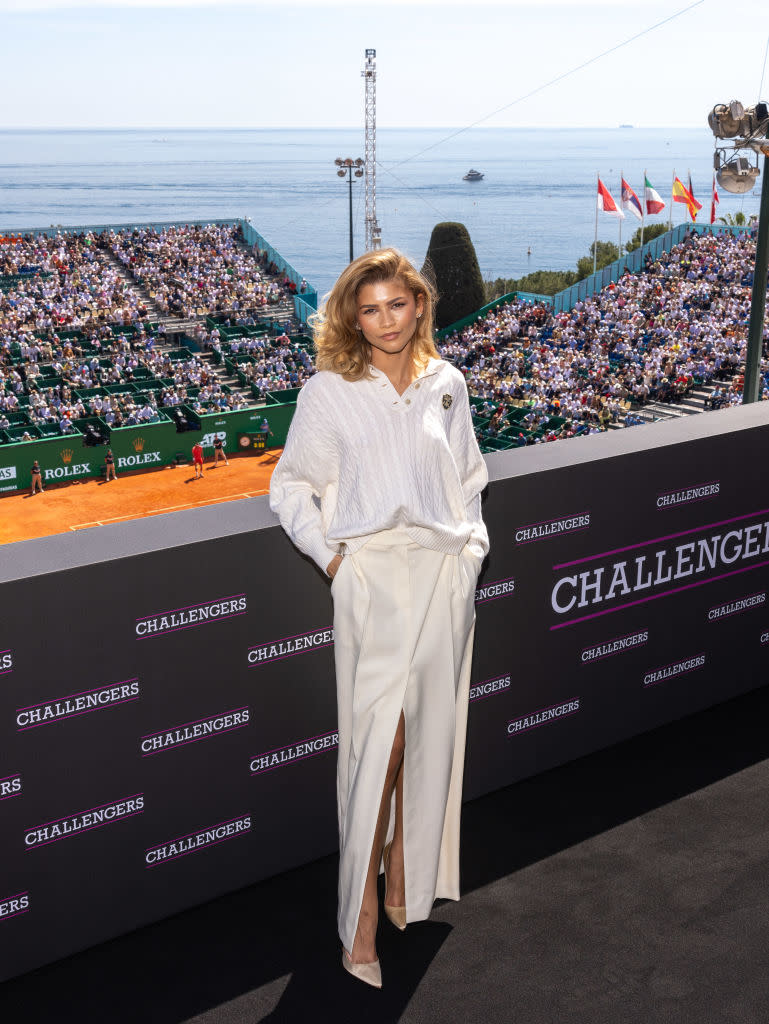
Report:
463,169,484,181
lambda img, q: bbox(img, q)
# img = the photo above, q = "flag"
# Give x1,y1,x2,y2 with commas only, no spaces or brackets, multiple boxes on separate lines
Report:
621,178,643,220
688,172,703,218
644,175,665,215
673,176,702,222
597,178,624,218
710,174,719,225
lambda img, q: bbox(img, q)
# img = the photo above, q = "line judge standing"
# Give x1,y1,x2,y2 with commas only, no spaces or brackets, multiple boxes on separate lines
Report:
30,459,44,495
269,248,489,989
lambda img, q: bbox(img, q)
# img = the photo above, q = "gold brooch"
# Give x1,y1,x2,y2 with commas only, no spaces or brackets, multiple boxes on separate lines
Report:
442,394,453,409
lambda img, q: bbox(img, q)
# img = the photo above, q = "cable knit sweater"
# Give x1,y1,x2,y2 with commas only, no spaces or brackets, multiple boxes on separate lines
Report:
269,357,489,574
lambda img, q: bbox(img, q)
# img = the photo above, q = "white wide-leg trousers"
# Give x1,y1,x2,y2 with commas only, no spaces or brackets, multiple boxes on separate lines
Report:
331,528,479,953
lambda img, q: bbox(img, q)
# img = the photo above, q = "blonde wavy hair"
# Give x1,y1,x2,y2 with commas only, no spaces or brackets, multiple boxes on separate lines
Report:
310,248,439,381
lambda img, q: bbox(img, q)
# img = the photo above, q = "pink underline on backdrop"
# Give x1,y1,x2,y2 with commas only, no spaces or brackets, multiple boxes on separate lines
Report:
250,729,337,761
248,642,333,666
508,697,580,734
28,793,143,831
140,707,249,739
141,722,249,757
248,626,333,650
146,814,250,853
550,558,769,630
552,507,769,570
515,511,589,532
251,745,335,776
27,810,144,850
655,479,719,498
707,590,766,620
136,611,246,638
17,696,140,731
136,594,246,621
580,628,649,663
518,525,591,547
16,679,138,713
643,654,706,688
145,829,249,868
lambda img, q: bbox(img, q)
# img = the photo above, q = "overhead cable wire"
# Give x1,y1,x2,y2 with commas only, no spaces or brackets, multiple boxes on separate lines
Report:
385,0,706,171
374,162,449,219
275,1,706,252
758,33,769,101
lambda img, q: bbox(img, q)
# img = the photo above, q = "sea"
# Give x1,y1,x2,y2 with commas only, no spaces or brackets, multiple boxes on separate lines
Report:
0,126,762,298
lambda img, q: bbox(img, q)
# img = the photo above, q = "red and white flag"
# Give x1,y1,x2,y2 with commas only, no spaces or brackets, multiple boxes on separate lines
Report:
710,174,720,225
597,178,624,218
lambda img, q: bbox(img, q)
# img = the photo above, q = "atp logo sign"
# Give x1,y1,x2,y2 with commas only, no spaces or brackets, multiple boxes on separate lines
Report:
200,432,227,448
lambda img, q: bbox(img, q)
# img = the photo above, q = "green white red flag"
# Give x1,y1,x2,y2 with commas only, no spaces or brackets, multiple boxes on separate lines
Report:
644,175,665,215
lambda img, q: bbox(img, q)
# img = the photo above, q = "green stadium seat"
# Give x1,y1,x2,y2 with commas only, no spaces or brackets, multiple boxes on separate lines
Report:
3,424,42,442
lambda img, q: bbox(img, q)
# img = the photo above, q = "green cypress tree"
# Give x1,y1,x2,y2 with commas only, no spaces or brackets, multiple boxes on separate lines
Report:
624,222,670,252
422,222,485,329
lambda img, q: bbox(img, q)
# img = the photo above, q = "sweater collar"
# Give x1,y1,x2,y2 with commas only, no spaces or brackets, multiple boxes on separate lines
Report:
368,357,445,382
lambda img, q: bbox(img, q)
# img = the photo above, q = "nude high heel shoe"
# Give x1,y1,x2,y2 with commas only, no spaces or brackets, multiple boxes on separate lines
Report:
383,841,407,931
342,947,382,989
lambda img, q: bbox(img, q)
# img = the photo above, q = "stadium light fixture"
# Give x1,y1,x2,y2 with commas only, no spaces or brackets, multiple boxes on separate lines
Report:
334,158,365,263
709,100,767,195
708,99,769,403
712,153,760,195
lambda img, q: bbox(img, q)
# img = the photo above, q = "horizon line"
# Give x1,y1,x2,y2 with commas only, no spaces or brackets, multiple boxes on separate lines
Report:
0,123,706,131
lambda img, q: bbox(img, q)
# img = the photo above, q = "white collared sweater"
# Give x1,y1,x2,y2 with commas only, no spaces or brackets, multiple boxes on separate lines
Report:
269,358,489,574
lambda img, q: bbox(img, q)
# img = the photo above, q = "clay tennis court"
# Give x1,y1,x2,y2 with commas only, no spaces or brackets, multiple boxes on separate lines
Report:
0,450,281,546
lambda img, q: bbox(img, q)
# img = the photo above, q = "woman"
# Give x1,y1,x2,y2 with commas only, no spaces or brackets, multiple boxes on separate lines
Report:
269,249,488,989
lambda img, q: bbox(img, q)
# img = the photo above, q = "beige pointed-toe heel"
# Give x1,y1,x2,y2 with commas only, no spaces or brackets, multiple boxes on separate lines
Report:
383,841,407,931
342,947,382,989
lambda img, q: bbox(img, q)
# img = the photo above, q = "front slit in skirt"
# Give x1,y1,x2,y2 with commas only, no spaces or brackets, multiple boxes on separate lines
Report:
331,528,479,953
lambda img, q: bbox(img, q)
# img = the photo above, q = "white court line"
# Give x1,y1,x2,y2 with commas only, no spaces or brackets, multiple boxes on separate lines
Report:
147,491,257,515
69,491,261,530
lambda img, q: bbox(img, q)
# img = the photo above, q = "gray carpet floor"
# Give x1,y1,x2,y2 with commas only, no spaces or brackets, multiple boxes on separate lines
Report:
3,685,769,1024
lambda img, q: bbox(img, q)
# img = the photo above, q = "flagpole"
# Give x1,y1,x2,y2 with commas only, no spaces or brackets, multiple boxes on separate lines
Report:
688,168,693,224
743,123,769,404
669,169,675,230
618,172,623,257
593,172,599,275
641,169,646,251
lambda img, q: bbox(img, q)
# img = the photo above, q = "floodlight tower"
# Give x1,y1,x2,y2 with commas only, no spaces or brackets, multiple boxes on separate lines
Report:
363,48,382,252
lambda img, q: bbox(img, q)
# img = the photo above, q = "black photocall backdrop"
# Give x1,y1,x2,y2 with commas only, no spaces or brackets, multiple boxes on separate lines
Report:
2,413,769,981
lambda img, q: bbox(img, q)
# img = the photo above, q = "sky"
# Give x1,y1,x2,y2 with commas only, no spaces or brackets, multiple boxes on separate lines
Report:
0,0,767,129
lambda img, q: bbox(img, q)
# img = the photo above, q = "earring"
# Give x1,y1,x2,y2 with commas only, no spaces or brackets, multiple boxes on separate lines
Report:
355,323,361,330
416,313,422,318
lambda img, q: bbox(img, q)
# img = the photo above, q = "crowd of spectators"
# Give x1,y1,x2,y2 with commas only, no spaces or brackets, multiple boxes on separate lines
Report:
208,329,315,398
437,230,766,446
105,223,292,318
0,324,256,428
0,233,146,348
0,224,309,442
4,224,765,456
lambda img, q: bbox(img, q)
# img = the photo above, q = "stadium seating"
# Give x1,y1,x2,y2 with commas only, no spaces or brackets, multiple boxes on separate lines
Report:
439,229,764,452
